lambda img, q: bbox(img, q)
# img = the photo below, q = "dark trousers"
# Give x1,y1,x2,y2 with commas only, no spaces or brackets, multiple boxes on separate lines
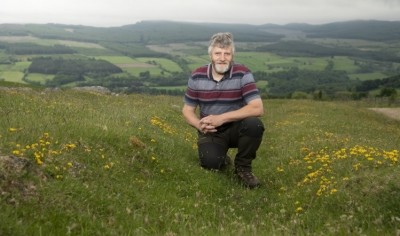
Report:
197,117,264,171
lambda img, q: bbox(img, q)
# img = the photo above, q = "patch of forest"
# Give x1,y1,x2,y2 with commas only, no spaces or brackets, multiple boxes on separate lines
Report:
28,57,123,87
0,42,75,55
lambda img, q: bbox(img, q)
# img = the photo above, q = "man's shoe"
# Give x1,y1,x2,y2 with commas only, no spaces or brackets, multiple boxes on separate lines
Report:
235,169,260,188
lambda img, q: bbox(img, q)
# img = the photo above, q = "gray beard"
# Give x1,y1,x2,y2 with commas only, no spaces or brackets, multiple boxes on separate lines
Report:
213,62,231,74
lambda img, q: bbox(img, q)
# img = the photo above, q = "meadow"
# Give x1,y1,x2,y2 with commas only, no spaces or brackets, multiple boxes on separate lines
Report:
0,88,399,235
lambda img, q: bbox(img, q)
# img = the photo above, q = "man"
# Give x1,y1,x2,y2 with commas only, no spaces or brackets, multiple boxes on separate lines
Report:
182,32,265,188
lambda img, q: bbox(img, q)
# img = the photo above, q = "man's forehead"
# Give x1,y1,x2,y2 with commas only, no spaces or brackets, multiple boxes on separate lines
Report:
212,46,233,52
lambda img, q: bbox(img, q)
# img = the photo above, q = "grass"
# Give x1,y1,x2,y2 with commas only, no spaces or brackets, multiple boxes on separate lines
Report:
0,71,26,83
0,35,104,49
234,53,369,76
150,85,186,91
349,72,389,81
330,56,359,72
136,57,183,73
95,56,182,77
25,73,55,85
0,88,399,235
95,56,139,64
186,55,210,71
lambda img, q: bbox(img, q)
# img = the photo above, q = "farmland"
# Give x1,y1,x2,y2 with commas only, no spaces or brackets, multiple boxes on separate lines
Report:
0,20,399,98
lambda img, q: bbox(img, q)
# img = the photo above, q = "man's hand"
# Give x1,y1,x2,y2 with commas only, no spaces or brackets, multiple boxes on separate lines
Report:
199,115,222,133
199,118,217,133
199,99,264,133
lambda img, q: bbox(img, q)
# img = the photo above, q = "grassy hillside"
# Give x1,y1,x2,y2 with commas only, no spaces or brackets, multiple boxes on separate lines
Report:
1,88,399,235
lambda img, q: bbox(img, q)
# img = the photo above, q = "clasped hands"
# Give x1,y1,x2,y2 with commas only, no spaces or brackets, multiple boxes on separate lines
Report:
199,115,222,134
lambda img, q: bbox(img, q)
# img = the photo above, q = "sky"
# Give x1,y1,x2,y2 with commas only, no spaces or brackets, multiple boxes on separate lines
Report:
1,0,400,27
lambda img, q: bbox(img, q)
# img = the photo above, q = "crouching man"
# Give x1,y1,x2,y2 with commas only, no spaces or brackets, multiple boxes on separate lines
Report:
182,32,265,188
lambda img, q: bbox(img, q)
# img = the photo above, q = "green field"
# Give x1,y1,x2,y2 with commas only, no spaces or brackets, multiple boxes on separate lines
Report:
25,73,55,84
1,89,399,235
330,56,359,72
0,36,104,49
349,72,389,81
186,55,210,71
0,34,398,90
0,61,31,72
235,53,363,74
0,71,26,83
95,56,182,77
136,57,182,73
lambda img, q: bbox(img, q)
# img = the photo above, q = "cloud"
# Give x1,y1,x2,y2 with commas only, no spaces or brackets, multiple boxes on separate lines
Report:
1,0,400,26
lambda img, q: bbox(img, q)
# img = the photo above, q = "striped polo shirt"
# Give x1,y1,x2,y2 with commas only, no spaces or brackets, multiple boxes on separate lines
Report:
184,63,260,118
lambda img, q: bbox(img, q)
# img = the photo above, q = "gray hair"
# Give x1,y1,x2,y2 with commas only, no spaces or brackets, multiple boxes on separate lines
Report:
208,32,235,55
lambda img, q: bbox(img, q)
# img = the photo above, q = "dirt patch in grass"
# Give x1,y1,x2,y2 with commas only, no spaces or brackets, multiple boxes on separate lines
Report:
369,108,400,121
0,155,46,205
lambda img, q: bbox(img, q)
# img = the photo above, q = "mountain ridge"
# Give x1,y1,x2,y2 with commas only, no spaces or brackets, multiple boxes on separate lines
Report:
1,20,400,43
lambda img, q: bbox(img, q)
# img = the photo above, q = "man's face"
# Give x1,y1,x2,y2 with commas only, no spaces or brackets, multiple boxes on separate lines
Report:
210,46,233,74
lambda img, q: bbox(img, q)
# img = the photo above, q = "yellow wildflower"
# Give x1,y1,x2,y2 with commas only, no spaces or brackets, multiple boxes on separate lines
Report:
295,207,303,213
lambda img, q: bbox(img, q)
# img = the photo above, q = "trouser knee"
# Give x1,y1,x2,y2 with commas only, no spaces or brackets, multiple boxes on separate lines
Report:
198,142,227,170
240,117,264,138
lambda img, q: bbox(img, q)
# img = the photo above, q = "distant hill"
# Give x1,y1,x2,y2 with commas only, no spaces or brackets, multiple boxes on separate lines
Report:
302,20,400,41
0,21,283,44
1,20,400,43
